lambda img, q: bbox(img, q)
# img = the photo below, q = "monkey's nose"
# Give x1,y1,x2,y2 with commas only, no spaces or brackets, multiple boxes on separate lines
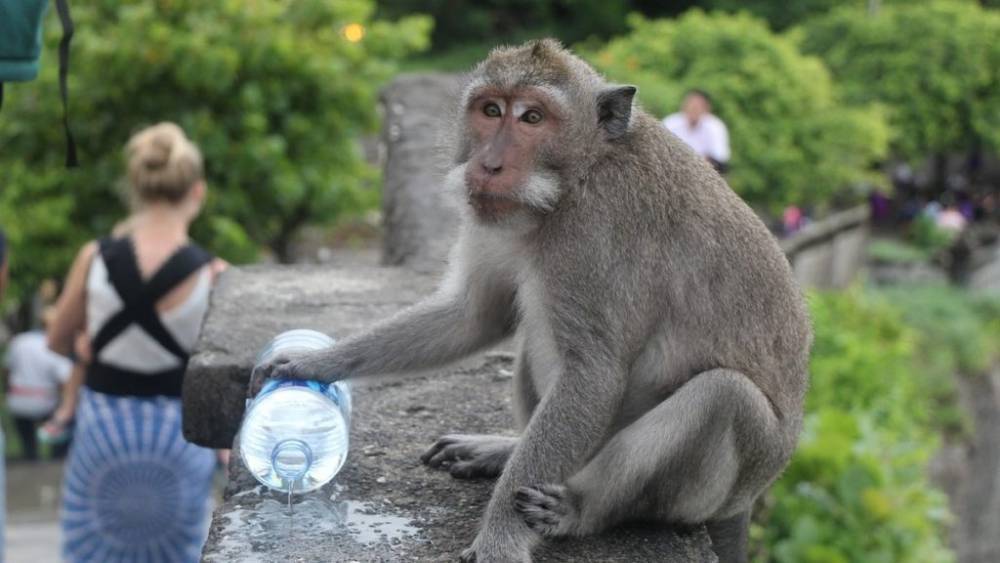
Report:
482,161,503,175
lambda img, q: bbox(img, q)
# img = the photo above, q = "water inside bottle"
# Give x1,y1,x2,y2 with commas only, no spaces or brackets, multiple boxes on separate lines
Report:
239,329,351,495
240,384,349,493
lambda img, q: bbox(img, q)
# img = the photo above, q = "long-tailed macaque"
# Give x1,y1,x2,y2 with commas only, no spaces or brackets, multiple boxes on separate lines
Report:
257,39,811,563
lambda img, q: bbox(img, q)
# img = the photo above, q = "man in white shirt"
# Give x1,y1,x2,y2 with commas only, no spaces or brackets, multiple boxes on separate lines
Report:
3,327,73,460
662,89,731,172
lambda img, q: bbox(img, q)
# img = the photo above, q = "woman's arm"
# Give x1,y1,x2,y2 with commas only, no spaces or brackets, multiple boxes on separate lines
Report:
48,242,98,356
51,361,84,425
210,257,229,283
0,252,8,302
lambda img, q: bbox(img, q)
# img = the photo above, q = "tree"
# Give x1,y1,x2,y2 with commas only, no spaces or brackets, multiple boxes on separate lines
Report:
704,0,846,31
586,11,889,213
377,0,633,53
0,0,430,305
795,2,1000,176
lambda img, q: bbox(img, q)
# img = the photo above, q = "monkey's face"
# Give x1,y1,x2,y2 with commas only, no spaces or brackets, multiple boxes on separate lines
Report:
460,87,563,223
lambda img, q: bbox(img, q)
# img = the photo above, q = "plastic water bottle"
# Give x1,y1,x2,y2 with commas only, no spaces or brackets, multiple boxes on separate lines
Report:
239,329,352,494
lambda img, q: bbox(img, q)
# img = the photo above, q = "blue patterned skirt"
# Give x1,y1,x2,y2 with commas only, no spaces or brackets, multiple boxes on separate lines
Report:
61,389,215,562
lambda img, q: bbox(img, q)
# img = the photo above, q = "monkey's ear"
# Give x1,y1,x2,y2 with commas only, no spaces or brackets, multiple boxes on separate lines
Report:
597,85,637,141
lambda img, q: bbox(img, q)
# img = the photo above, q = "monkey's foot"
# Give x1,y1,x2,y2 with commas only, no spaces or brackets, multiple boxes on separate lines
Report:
515,484,579,537
420,434,517,479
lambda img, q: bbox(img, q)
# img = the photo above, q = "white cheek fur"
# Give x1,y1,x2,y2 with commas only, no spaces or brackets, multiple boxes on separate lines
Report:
518,171,560,213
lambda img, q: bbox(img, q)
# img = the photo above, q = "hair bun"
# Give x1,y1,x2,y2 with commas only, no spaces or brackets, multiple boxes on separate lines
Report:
138,132,174,170
125,122,204,206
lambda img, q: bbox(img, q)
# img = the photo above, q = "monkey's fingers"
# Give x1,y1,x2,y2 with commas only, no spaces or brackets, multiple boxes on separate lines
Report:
424,444,470,468
419,434,464,465
459,547,477,563
514,485,574,537
448,460,501,480
247,355,297,397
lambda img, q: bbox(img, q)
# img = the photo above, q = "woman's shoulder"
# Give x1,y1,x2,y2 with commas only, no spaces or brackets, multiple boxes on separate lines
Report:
77,240,101,264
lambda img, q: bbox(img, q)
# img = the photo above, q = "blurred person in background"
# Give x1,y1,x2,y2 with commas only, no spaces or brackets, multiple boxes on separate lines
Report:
3,307,74,461
0,226,7,300
38,331,90,448
936,193,968,233
0,225,6,557
48,123,227,562
663,88,731,173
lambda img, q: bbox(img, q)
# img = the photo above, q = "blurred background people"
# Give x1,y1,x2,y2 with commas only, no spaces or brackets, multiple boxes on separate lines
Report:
38,332,89,445
0,226,7,300
47,123,226,562
3,308,74,461
0,224,6,558
663,89,731,173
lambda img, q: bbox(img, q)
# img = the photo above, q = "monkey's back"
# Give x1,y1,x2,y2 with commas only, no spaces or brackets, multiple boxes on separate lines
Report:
579,110,811,423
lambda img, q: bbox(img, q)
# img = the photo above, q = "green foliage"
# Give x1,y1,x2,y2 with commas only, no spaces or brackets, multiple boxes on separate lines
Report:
704,0,846,30
586,11,889,212
908,215,956,256
806,291,924,431
702,0,980,31
795,1,1000,163
879,286,1000,377
378,0,645,54
867,239,933,264
758,290,956,562
0,0,431,304
763,411,953,563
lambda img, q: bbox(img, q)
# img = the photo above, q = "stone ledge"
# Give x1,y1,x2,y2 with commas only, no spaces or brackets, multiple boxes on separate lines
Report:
182,262,439,448
202,354,716,562
186,263,716,560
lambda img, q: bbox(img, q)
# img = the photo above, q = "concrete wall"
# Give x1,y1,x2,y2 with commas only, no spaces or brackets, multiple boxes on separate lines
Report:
781,206,870,289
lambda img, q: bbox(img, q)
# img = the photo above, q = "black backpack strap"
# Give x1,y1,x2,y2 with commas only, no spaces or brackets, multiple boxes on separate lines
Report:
91,238,212,361
144,244,213,303
54,0,76,167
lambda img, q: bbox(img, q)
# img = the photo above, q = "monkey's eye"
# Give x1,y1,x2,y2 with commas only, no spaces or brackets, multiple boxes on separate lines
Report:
521,109,544,124
483,103,502,118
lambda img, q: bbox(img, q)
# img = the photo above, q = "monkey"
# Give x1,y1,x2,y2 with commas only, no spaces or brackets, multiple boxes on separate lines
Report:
255,39,811,563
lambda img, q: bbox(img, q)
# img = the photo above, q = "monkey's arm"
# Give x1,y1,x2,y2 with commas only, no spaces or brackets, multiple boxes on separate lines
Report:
467,343,628,559
258,264,517,385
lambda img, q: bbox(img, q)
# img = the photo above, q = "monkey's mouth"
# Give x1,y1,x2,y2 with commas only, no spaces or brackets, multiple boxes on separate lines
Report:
468,192,522,218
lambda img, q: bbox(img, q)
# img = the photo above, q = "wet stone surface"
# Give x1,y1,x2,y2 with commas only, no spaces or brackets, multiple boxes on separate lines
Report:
202,353,716,562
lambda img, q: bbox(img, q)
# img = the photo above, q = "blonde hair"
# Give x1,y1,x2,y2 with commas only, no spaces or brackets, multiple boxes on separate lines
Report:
125,122,203,207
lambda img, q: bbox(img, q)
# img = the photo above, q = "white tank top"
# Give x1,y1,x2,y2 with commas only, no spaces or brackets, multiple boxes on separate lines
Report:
86,253,211,374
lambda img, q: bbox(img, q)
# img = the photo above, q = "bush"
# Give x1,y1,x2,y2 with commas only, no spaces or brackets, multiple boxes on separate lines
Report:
867,239,933,265
907,215,956,257
795,2,1000,164
757,290,955,562
704,0,846,31
0,0,431,304
879,285,1000,378
586,11,889,213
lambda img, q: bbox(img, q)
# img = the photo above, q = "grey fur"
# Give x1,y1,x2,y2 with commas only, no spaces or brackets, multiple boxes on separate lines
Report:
258,39,811,563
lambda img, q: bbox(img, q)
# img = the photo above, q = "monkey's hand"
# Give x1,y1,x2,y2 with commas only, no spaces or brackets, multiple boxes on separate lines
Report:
248,349,343,396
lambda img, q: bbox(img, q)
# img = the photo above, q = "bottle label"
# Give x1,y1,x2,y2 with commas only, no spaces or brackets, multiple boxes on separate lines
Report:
254,378,351,416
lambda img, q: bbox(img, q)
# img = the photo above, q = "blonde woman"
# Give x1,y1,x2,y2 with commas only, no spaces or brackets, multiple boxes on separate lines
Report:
48,123,226,562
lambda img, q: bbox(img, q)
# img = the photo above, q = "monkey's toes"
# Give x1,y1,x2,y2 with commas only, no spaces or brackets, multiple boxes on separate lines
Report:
448,459,501,480
420,435,464,468
514,484,575,537
459,547,477,562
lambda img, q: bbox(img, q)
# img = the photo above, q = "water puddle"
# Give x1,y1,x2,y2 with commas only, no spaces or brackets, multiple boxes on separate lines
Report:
341,499,420,545
206,486,420,560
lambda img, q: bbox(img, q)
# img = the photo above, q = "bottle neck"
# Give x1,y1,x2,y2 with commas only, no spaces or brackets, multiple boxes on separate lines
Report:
271,438,313,483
